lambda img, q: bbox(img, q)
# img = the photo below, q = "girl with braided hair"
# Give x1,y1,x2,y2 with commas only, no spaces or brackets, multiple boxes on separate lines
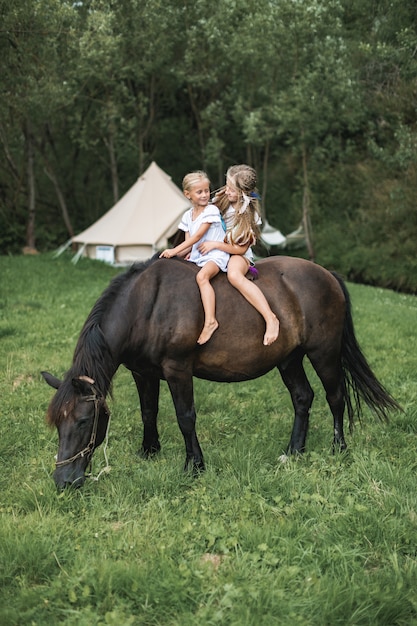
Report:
198,164,279,346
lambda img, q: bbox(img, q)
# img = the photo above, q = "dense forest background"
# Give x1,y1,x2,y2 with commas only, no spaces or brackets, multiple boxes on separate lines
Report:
1,0,417,292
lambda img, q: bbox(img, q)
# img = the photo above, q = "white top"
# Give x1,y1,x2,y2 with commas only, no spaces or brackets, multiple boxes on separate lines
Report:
179,204,229,272
222,205,262,262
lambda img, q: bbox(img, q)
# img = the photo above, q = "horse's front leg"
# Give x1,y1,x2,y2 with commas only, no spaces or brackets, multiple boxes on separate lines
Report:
131,371,161,458
164,361,204,473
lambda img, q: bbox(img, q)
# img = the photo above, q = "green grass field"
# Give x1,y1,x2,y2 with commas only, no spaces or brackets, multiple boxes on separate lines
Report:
1,253,417,625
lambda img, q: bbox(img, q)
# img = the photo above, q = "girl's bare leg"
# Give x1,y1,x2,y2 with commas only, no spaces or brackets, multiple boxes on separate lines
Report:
196,261,220,344
227,255,279,346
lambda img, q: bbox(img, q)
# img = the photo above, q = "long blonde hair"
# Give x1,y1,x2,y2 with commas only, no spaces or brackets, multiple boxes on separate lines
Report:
215,164,261,246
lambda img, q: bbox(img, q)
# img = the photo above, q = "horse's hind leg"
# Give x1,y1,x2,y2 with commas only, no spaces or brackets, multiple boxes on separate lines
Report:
278,350,314,455
308,350,347,452
132,372,161,457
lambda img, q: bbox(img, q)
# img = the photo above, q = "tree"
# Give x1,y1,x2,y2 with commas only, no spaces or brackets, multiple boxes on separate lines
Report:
0,0,79,248
245,0,364,259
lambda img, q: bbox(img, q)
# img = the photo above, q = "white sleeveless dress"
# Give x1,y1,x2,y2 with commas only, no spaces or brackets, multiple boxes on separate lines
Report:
178,204,229,272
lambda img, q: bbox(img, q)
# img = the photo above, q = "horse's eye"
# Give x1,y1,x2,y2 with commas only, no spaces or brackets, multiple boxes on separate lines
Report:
77,416,91,431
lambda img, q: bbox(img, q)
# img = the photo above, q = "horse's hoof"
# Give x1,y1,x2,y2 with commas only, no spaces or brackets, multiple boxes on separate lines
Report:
139,443,161,459
278,454,290,464
183,458,205,475
192,461,205,477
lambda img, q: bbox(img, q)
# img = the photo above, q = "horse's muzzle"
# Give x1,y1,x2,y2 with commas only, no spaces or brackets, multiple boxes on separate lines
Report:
53,466,86,490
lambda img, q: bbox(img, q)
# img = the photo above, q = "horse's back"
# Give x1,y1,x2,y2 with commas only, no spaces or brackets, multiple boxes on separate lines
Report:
126,256,346,383
253,256,346,346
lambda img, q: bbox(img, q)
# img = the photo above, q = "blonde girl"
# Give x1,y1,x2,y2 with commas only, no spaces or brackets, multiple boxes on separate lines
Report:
198,164,279,346
160,171,229,345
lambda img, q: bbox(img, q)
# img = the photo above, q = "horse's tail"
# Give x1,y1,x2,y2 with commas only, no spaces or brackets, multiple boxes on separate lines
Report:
332,273,402,430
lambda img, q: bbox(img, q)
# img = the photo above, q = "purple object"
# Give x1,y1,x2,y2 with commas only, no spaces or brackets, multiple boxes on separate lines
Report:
248,266,259,280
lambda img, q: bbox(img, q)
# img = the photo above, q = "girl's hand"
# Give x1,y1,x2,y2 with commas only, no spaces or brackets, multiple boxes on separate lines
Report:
160,249,175,258
198,241,216,255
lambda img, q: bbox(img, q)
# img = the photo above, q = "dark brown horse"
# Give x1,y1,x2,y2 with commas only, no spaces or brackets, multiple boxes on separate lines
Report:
42,255,400,488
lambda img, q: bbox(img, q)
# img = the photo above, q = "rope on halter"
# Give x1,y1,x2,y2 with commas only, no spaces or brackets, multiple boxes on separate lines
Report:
87,411,112,482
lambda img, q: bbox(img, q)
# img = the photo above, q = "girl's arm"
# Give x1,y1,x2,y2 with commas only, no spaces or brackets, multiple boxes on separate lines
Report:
173,233,192,258
198,239,249,256
160,223,211,258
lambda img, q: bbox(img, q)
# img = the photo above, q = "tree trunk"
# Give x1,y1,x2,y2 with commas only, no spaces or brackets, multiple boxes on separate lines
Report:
30,123,75,240
104,129,119,203
0,123,20,182
44,166,74,238
301,140,315,262
24,120,37,251
187,84,206,166
260,140,270,222
137,76,156,174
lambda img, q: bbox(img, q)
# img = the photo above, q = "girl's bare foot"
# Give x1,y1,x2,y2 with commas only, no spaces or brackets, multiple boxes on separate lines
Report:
263,315,279,346
197,320,219,345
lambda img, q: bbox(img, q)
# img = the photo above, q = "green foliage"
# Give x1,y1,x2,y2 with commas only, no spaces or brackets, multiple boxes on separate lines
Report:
1,254,417,624
1,0,417,290
313,158,417,292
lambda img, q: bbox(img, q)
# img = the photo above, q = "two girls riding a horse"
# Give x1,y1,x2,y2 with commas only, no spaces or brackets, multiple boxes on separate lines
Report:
160,165,280,346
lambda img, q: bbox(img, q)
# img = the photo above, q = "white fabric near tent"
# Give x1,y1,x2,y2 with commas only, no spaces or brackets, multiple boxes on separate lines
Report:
260,220,306,251
261,220,287,248
71,161,190,264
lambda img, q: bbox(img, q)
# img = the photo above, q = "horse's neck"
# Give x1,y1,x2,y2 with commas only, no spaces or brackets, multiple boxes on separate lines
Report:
73,325,119,397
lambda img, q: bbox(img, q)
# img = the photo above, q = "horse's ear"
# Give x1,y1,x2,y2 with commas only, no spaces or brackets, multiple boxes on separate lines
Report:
41,371,62,389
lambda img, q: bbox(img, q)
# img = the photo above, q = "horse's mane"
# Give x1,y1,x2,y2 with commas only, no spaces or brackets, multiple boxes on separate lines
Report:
47,258,156,426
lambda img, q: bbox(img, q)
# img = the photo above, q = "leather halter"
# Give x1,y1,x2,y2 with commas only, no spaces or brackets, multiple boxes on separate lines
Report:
55,390,104,468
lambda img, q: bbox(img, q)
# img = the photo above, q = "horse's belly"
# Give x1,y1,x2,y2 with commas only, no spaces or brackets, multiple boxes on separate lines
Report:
193,350,277,383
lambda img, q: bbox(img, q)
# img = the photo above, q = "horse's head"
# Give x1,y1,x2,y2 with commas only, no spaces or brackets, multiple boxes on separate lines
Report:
42,371,110,489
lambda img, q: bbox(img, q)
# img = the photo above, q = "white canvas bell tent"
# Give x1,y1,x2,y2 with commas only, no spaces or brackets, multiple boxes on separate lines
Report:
69,162,190,265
